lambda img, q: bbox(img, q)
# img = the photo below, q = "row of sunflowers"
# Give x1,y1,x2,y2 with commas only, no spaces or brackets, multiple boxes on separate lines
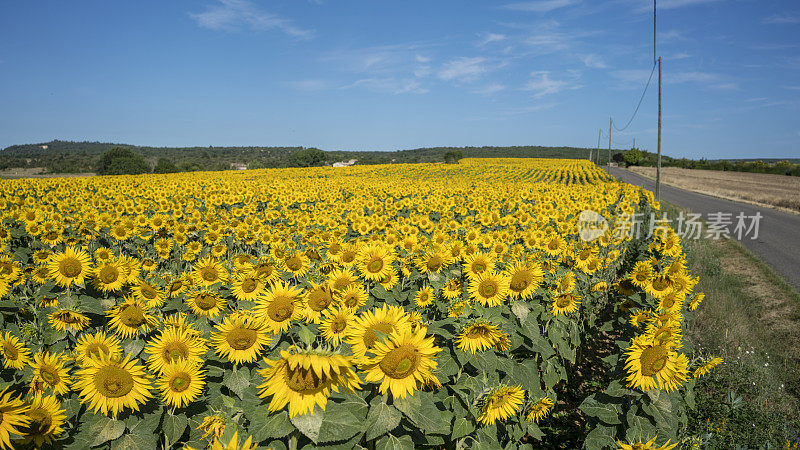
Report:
0,159,718,449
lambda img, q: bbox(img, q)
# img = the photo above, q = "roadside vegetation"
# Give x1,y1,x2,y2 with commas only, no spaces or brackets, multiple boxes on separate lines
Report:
658,202,800,448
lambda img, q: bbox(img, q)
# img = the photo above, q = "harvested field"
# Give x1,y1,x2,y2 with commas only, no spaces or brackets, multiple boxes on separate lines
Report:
627,166,800,212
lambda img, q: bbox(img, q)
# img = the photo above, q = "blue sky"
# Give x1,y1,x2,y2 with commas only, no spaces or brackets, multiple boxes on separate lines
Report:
1,0,798,159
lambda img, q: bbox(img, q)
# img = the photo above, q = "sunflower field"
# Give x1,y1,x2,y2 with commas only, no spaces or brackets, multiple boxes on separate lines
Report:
0,158,720,449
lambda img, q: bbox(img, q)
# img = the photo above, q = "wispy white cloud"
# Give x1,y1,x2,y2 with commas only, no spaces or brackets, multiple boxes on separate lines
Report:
471,83,507,95
784,86,800,91
581,54,608,69
502,0,580,13
480,33,507,45
669,52,691,60
343,78,428,95
189,0,313,38
523,71,580,97
285,80,331,91
762,13,800,24
415,54,431,63
438,57,490,82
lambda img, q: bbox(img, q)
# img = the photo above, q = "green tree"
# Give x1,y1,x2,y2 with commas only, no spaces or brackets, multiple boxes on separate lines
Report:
153,157,179,174
291,148,327,167
97,147,148,175
444,150,463,164
623,147,643,167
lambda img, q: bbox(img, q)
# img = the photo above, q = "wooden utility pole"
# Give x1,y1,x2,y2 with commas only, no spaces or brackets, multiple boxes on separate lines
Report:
608,117,612,165
656,56,662,199
633,137,636,149
596,129,602,164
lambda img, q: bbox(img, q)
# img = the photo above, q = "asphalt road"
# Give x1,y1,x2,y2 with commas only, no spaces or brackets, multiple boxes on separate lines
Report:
604,166,800,291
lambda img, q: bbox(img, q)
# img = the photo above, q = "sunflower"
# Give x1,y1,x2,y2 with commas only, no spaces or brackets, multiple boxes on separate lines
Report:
328,268,357,292
335,284,368,311
192,255,229,287
198,415,226,440
93,260,125,293
186,289,227,318
255,281,304,334
132,279,165,307
258,346,361,417
144,327,208,374
360,326,441,399
689,292,704,311
629,261,653,288
378,268,399,291
456,320,511,354
356,244,394,281
209,431,257,450
551,292,581,315
414,286,435,308
617,436,678,450
163,312,203,338
231,273,265,302
74,330,122,364
18,393,66,447
346,305,412,359
442,278,463,300
48,309,90,333
477,385,525,425
157,359,206,408
47,246,93,287
0,387,29,449
31,266,51,284
29,352,72,396
319,307,354,345
303,282,334,323
74,352,153,417
281,252,310,278
525,396,553,424
693,357,723,378
505,261,544,300
624,335,689,392
250,260,280,285
166,275,190,298
107,297,158,339
0,332,32,370
646,274,674,299
542,234,566,256
415,248,452,274
211,314,272,365
468,271,510,307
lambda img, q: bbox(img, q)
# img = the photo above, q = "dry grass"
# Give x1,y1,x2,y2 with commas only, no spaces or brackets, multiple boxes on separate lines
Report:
627,166,800,212
0,167,96,179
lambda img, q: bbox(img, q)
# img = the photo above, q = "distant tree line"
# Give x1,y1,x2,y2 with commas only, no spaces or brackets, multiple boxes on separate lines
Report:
616,148,800,177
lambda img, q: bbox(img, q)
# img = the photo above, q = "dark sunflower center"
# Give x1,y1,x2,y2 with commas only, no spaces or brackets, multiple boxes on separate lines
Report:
308,290,332,311
640,345,669,377
85,342,109,359
3,343,19,359
652,277,670,291
556,295,572,308
510,272,532,292
119,305,146,327
226,327,257,350
267,296,294,322
285,257,303,271
58,312,77,324
366,257,384,274
100,266,119,284
200,267,219,282
363,322,394,348
95,365,134,398
479,280,498,298
426,255,444,272
285,366,325,394
379,345,420,380
21,409,52,436
41,367,60,385
141,285,158,300
59,257,82,278
341,251,356,263
331,318,347,333
635,272,649,282
195,293,218,311
170,373,191,392
473,262,486,273
241,278,257,293
163,342,189,363
466,326,489,339
343,293,360,308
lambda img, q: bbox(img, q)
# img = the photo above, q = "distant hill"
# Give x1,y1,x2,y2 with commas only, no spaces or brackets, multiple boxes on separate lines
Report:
0,140,610,173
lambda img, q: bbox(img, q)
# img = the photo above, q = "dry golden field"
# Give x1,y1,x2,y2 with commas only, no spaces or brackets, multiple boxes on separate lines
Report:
627,166,800,212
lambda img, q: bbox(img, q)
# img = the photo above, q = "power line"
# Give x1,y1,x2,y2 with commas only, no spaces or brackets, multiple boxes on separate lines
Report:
612,61,656,132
